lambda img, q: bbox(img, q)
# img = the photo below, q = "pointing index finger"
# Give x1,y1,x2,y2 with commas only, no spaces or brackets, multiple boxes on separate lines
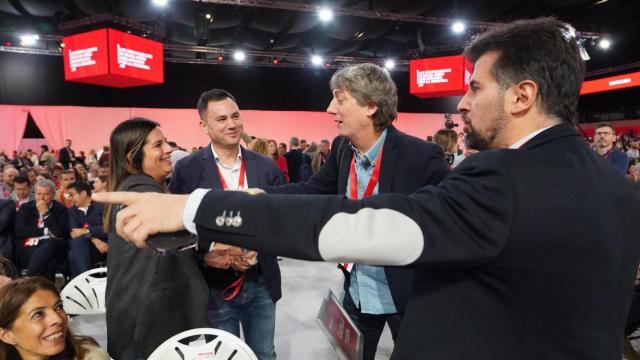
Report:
91,191,137,206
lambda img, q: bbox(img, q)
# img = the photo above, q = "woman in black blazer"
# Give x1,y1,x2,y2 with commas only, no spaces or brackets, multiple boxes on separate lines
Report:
103,118,208,360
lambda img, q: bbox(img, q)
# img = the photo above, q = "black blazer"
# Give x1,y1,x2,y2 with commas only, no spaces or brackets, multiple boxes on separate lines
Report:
106,175,208,360
0,199,16,260
169,145,284,302
58,147,74,168
191,124,640,359
262,125,449,313
14,200,69,241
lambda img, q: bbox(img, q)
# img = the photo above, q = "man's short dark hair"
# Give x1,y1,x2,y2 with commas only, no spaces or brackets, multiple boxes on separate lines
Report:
595,122,614,132
61,169,76,176
197,89,237,120
290,137,299,146
464,17,585,123
13,176,29,186
67,181,92,196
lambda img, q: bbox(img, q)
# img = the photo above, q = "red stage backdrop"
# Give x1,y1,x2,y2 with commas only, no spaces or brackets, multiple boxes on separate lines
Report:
410,55,472,98
63,28,164,88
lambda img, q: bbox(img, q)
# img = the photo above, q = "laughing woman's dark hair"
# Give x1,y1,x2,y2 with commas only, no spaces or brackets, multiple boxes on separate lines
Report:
103,117,159,232
0,277,107,360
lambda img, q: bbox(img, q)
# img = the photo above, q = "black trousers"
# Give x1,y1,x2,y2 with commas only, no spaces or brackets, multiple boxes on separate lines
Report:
17,239,65,281
343,291,403,360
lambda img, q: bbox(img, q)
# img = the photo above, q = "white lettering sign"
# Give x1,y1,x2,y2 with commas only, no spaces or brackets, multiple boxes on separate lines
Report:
609,78,631,86
416,68,452,87
68,47,98,72
117,44,153,70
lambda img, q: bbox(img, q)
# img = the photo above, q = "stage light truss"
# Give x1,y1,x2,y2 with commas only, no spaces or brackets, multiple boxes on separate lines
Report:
188,0,609,39
57,13,166,37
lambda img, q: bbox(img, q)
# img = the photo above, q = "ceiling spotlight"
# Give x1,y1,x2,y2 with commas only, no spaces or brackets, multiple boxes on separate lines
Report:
598,38,611,50
217,55,224,61
20,34,38,46
318,8,333,22
311,55,323,65
152,0,168,6
205,13,212,19
452,21,465,34
233,51,246,62
384,59,395,70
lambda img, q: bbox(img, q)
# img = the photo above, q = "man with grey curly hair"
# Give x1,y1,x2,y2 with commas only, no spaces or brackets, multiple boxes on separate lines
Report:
258,62,449,359
14,178,69,280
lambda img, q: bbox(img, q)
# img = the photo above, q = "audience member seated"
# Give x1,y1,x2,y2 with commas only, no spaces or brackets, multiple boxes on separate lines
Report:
9,176,34,211
67,181,107,278
97,146,110,167
39,145,56,173
0,277,110,359
85,149,98,166
74,164,88,182
0,199,15,263
0,167,19,200
96,165,109,178
91,176,108,193
55,170,76,208
0,256,18,286
20,168,37,187
14,179,69,281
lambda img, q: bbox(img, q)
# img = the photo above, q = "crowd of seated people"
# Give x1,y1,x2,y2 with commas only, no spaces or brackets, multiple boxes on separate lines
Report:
0,143,114,283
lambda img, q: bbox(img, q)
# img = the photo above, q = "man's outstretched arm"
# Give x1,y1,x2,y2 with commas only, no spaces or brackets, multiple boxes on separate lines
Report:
93,150,513,268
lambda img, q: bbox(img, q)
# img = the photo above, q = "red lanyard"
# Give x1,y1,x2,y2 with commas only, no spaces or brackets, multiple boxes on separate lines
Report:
222,276,244,301
340,145,384,273
349,145,384,200
215,159,246,190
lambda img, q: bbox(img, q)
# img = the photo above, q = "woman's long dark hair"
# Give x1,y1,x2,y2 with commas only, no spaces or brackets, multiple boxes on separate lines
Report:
0,277,99,360
103,117,160,232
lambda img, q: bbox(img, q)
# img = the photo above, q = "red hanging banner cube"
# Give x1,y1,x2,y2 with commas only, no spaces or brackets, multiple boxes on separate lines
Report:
63,28,164,88
409,55,472,98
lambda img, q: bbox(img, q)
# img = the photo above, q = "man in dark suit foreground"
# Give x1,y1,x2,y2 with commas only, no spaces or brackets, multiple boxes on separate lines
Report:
95,18,640,359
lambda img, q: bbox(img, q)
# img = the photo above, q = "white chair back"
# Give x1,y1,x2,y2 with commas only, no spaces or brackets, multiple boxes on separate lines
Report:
60,267,107,315
147,328,258,360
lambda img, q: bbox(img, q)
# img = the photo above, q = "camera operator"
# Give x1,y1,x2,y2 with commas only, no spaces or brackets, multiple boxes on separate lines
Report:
434,129,464,168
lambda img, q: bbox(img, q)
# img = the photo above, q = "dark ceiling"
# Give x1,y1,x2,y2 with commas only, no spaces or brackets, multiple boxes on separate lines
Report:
0,0,638,74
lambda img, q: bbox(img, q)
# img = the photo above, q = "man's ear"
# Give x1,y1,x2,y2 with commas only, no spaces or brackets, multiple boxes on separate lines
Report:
507,80,538,115
365,103,379,118
0,327,16,346
199,120,209,135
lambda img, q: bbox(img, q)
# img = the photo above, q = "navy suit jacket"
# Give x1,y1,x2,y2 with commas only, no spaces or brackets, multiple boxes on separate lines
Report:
262,125,449,313
68,203,107,241
14,200,69,242
170,145,284,302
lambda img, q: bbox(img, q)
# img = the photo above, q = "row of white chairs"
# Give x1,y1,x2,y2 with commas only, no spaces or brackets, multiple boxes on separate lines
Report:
61,267,258,360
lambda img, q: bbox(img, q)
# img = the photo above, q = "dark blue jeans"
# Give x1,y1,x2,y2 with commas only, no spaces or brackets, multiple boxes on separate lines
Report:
208,277,277,360
343,291,402,360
